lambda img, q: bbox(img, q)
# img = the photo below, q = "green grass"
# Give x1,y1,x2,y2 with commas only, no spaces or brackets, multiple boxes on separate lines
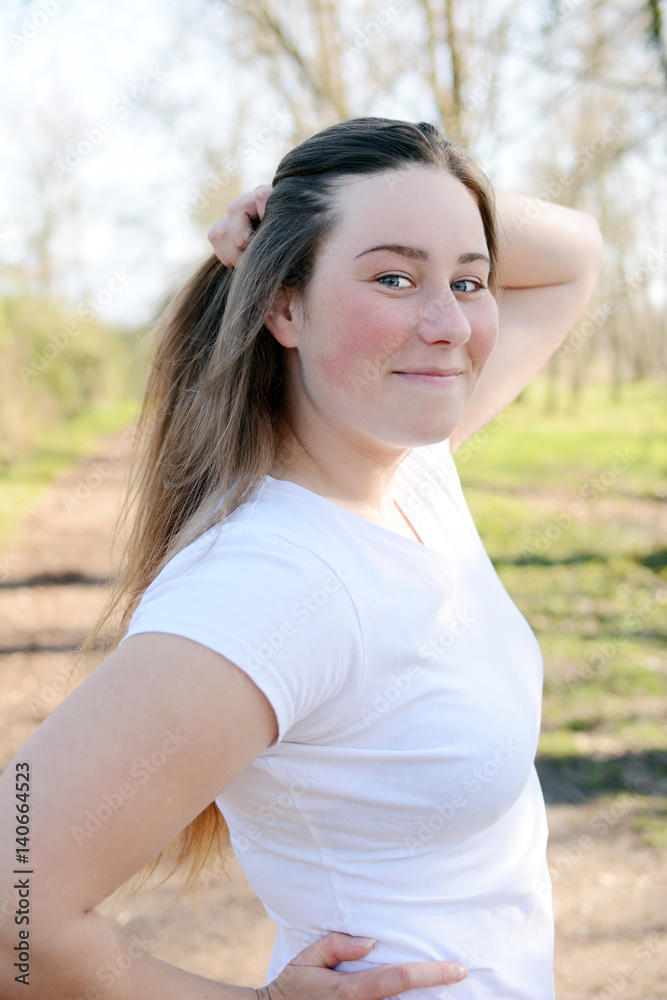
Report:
458,379,667,843
0,399,139,550
632,796,667,848
0,294,148,552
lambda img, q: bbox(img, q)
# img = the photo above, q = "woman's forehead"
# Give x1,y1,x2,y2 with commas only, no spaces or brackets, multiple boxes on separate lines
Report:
328,168,487,256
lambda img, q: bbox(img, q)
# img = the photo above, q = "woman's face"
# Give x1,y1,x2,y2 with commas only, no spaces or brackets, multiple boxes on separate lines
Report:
273,165,499,454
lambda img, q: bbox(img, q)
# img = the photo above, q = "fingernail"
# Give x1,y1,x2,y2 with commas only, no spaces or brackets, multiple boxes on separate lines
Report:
350,936,377,948
451,963,468,982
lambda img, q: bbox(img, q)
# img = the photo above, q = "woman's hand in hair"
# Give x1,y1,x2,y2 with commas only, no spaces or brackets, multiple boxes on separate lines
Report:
255,932,468,1000
208,184,272,266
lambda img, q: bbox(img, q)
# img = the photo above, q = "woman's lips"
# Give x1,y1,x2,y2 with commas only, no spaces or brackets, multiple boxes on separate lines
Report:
393,370,462,384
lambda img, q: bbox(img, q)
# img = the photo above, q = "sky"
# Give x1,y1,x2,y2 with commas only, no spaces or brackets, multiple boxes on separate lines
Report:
2,0,247,324
1,0,664,326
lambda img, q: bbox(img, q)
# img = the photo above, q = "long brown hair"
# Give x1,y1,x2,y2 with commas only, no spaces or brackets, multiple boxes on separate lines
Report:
78,117,500,903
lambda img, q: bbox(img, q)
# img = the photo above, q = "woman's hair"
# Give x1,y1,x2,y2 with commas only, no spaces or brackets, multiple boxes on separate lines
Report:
78,116,499,904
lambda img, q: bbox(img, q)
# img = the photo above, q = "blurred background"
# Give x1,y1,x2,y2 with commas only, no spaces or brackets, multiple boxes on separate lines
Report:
1,1,666,997
1,0,666,484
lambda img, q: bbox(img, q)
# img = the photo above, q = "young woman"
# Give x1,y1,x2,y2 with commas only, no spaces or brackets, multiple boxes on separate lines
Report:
0,118,603,999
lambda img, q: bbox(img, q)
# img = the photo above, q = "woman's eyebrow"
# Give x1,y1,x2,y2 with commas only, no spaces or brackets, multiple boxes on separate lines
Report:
355,244,491,268
355,243,429,261
459,250,491,267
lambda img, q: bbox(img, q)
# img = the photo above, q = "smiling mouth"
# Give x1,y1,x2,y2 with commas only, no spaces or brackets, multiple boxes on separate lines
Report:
392,370,463,382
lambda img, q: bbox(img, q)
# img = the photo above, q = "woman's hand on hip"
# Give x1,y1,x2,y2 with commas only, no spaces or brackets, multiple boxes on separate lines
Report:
208,184,272,266
255,932,468,1000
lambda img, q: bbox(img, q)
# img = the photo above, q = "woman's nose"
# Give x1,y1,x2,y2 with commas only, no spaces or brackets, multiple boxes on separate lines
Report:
416,290,472,346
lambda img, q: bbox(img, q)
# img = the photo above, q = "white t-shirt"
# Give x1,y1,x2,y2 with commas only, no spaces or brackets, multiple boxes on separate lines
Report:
121,438,555,999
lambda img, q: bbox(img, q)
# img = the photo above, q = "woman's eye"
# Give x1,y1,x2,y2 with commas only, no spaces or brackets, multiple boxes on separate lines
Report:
378,274,413,290
451,278,484,293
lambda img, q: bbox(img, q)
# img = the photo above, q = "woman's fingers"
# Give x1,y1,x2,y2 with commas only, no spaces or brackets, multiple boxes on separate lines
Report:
339,957,469,997
254,183,272,220
262,932,468,1000
226,183,272,244
288,931,380,968
207,184,272,267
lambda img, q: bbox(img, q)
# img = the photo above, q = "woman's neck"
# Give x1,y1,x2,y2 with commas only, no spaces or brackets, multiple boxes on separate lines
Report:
268,436,414,534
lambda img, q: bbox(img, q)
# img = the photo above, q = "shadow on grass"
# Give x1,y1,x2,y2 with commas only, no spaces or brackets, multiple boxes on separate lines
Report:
639,547,667,571
496,552,608,568
494,545,667,570
0,642,85,655
0,572,110,590
536,750,667,805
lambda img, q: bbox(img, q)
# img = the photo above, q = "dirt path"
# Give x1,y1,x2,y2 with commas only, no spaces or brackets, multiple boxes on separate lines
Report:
1,428,665,998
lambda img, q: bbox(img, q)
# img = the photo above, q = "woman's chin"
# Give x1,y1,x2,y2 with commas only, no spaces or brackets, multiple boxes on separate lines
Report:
378,424,460,450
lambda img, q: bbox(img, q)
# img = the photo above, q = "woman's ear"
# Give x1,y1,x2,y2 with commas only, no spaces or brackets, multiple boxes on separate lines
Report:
264,286,299,348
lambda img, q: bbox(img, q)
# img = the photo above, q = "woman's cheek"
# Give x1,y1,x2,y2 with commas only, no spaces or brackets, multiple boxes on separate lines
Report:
472,302,499,365
317,340,358,388
478,326,499,364
318,314,391,391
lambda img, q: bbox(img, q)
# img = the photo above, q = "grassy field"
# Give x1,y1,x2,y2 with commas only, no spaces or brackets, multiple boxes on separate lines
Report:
0,293,146,550
0,399,139,551
458,379,667,846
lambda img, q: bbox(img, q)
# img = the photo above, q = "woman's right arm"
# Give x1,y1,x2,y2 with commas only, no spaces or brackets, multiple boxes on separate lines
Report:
0,632,467,999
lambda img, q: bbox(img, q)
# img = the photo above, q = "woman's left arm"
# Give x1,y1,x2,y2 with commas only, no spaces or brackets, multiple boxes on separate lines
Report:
449,192,605,452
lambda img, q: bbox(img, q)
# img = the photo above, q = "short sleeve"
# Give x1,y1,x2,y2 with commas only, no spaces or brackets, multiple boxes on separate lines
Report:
119,524,364,747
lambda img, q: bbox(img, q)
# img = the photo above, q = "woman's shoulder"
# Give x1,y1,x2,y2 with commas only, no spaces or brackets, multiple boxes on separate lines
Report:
145,478,353,598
